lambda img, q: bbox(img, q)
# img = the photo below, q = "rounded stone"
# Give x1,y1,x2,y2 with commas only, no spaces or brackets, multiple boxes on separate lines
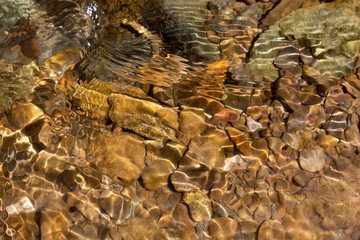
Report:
7,102,44,129
299,146,325,172
183,190,212,222
87,132,146,185
209,217,239,240
141,160,175,191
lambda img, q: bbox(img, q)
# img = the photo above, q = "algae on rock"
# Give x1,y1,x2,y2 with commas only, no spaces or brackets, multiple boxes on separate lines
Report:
245,0,360,80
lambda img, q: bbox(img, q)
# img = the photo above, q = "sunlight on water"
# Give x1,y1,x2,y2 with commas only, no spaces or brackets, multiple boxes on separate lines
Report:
0,0,360,239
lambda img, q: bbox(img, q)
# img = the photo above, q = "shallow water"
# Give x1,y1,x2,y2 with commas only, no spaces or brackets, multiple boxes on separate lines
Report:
0,0,360,239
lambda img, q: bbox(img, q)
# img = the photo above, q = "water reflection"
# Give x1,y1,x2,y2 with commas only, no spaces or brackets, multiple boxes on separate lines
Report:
1,0,360,239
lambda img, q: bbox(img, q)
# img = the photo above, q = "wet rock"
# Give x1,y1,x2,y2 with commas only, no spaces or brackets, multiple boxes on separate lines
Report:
99,190,133,221
183,190,212,222
180,108,207,139
253,205,272,221
226,127,251,157
6,102,44,129
141,160,175,191
302,0,321,7
179,95,224,116
343,74,360,98
247,116,263,132
20,36,40,59
71,85,110,121
209,108,240,124
272,72,301,111
317,134,337,149
299,146,325,172
168,203,199,239
262,0,303,27
228,1,247,14
300,48,318,67
246,105,266,121
258,220,286,240
40,210,68,240
171,155,211,192
209,217,239,240
301,66,333,95
207,31,220,43
282,132,301,150
116,217,166,240
300,89,322,105
109,94,177,141
87,132,145,184
220,39,236,59
287,106,309,132
188,129,233,168
292,171,312,187
323,110,348,139
247,0,360,81
239,219,259,237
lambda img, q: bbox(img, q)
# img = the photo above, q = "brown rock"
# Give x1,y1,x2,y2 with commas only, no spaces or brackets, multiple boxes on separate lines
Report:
188,129,232,168
209,108,240,124
183,190,212,222
226,127,251,156
343,74,360,98
6,102,44,129
317,134,337,148
40,211,68,240
209,217,239,240
262,0,304,26
20,36,40,59
282,132,301,150
169,203,198,239
109,93,177,141
99,190,133,221
171,155,211,192
254,205,272,221
299,146,325,172
258,220,286,240
180,108,207,139
116,217,166,240
71,85,110,121
141,160,175,191
302,0,321,8
87,132,145,184
207,31,220,43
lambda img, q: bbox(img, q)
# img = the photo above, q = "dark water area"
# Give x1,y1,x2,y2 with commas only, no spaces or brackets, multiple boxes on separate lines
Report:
0,0,360,239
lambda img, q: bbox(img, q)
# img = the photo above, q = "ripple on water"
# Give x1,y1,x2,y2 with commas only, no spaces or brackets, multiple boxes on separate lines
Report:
1,0,360,239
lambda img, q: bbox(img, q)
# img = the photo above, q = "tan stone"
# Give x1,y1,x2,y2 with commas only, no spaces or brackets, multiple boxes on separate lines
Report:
87,132,145,184
99,190,133,221
183,190,212,221
209,217,239,240
40,211,68,240
254,205,272,221
156,107,179,130
141,160,175,191
258,220,286,240
318,134,338,148
299,146,325,172
179,108,207,139
188,129,231,168
109,94,177,141
7,102,44,129
116,217,166,240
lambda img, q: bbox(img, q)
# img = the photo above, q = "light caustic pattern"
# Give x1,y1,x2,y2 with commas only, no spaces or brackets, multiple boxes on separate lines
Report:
0,0,360,239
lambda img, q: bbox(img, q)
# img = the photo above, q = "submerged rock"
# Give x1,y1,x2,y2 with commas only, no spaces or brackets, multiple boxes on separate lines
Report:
299,145,325,172
87,132,146,184
246,0,360,80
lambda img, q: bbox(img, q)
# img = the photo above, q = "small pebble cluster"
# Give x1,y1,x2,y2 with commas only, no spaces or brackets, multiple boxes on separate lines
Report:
0,0,360,239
